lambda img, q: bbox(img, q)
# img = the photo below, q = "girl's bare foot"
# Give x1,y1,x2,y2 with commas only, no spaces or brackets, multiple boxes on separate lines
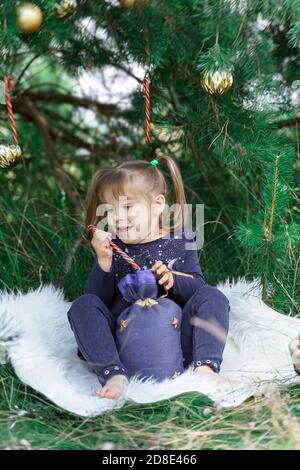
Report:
194,365,223,378
194,365,241,385
96,374,129,400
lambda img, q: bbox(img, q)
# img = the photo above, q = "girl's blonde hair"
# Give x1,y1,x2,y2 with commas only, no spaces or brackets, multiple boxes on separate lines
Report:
86,155,188,236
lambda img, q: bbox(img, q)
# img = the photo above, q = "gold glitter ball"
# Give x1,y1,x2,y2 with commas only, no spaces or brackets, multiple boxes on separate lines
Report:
16,2,43,35
200,69,233,96
53,0,77,19
0,144,22,169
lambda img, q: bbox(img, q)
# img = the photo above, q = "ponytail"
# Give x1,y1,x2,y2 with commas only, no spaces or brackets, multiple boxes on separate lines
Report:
85,167,110,238
155,155,189,232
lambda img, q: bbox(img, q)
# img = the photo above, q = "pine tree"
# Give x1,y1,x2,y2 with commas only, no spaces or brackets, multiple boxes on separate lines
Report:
0,0,299,311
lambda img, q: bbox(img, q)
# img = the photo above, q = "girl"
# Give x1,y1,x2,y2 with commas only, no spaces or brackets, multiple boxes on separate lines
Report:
67,156,231,400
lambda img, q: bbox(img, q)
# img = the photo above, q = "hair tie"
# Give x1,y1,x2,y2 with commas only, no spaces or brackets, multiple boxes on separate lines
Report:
149,159,159,166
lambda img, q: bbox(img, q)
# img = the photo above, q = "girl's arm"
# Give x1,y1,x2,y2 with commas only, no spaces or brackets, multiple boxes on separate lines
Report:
84,255,115,309
167,230,206,306
168,251,206,306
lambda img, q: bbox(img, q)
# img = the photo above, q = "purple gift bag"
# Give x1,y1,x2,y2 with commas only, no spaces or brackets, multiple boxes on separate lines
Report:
115,268,185,382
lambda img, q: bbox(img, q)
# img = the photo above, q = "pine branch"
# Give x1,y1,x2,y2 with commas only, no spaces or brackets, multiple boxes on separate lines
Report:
18,91,128,117
271,116,300,128
13,102,132,160
263,155,280,242
21,97,84,227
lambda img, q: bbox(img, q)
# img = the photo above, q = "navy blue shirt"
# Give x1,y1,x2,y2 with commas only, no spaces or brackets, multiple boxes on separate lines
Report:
84,226,206,317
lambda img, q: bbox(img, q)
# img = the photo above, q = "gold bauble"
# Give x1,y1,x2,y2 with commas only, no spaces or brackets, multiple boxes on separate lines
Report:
151,123,184,158
200,69,233,96
151,123,183,144
53,0,77,19
0,144,22,169
120,0,149,10
16,2,43,35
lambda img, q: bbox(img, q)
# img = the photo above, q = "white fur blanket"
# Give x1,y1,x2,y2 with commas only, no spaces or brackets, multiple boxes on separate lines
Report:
0,278,299,417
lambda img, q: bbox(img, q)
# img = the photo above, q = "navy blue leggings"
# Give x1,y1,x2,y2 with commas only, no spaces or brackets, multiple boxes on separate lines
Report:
67,285,230,385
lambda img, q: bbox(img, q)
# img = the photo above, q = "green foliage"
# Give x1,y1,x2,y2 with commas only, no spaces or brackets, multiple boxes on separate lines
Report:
0,1,298,303
0,0,299,448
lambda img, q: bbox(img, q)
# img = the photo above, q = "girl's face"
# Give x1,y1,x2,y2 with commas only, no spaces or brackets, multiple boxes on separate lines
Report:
104,192,165,243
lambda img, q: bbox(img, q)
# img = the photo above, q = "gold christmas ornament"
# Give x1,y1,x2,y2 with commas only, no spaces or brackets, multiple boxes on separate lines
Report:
151,123,184,159
0,144,22,169
120,0,149,10
53,0,77,19
200,69,233,96
16,2,43,35
151,123,183,144
172,317,179,329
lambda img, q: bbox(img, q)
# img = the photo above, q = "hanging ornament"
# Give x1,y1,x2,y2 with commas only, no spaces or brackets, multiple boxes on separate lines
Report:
15,2,43,35
151,124,183,144
120,0,149,10
151,123,184,158
200,69,233,96
53,0,77,19
0,76,22,170
0,144,22,169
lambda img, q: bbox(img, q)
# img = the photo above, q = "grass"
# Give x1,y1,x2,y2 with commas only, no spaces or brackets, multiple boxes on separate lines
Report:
1,361,300,450
0,195,299,450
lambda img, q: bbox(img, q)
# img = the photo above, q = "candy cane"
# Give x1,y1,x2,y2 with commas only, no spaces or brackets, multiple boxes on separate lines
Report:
143,75,151,144
88,224,141,271
3,75,18,144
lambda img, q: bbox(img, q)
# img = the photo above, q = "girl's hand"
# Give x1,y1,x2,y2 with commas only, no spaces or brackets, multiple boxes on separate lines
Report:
90,228,113,272
151,260,174,290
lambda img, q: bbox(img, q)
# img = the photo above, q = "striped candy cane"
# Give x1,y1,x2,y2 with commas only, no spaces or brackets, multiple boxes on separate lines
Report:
88,224,141,271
